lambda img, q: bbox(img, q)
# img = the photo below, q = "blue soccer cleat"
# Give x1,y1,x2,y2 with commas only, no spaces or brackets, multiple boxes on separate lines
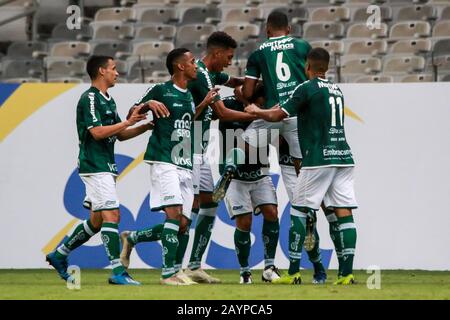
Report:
46,251,70,281
108,272,141,285
312,270,327,284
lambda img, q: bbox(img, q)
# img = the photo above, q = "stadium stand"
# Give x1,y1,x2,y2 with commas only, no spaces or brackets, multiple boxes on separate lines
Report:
0,0,449,83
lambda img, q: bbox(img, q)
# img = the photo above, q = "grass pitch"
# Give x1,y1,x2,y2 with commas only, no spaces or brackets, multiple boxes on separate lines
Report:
0,269,449,300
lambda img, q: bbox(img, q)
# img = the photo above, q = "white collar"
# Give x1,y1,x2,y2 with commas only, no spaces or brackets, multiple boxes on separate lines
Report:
173,84,187,93
269,35,287,40
99,91,111,101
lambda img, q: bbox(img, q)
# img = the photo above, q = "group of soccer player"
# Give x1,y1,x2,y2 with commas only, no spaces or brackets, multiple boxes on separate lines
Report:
46,11,358,287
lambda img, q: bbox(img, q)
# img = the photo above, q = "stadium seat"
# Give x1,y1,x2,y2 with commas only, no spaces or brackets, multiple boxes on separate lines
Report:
1,59,43,79
1,0,35,6
399,73,433,82
47,77,84,83
50,42,91,58
35,0,71,38
432,21,450,38
219,23,260,42
303,22,345,41
135,75,171,84
310,40,345,55
310,7,350,22
396,5,436,21
383,55,425,74
235,39,259,59
6,41,47,60
131,41,175,59
440,6,450,20
136,0,172,4
180,7,222,25
176,24,217,46
341,56,382,75
389,21,431,41
90,41,131,58
91,22,135,41
1,77,42,83
137,7,178,24
180,41,208,57
94,8,136,22
390,39,432,54
222,8,264,23
346,22,388,39
45,57,86,78
440,73,450,81
135,24,176,41
127,57,167,81
432,39,450,70
351,6,392,23
0,7,28,42
345,0,388,4
265,7,309,24
354,75,394,83
345,39,388,56
50,23,93,42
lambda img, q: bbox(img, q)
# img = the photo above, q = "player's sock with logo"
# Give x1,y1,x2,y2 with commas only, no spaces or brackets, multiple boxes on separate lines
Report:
161,219,180,279
306,226,326,274
188,204,217,270
262,219,279,268
101,222,125,275
338,215,357,277
288,208,306,275
175,220,191,273
128,224,163,245
54,220,99,260
325,209,344,276
234,228,251,272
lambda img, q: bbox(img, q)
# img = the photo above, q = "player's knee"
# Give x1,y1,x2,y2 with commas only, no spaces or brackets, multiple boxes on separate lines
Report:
179,216,191,234
236,214,252,231
261,205,278,222
101,209,120,224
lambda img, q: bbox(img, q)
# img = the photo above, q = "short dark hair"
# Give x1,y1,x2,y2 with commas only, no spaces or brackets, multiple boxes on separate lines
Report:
307,47,330,73
86,55,113,80
166,48,190,75
267,11,289,30
207,31,237,50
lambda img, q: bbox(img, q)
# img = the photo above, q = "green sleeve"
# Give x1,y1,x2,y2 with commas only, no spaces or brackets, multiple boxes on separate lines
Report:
216,71,230,86
197,71,221,103
245,51,260,79
80,94,102,129
280,84,308,117
134,84,159,105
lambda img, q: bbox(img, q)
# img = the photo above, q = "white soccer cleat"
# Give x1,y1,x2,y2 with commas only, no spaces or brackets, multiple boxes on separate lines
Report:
160,274,190,286
175,270,198,285
240,271,252,284
120,231,134,269
261,265,281,282
184,268,221,284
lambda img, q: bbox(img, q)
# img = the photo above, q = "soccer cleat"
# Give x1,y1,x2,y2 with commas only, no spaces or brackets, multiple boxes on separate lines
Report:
272,272,302,285
240,271,252,284
175,270,198,285
160,274,190,286
120,231,134,269
108,271,141,285
212,166,235,203
334,274,355,285
312,271,327,284
184,268,221,284
46,251,70,281
304,215,316,251
261,265,281,282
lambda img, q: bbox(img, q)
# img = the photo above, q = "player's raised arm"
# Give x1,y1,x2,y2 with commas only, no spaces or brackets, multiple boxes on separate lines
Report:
194,88,220,119
244,103,286,122
211,98,256,122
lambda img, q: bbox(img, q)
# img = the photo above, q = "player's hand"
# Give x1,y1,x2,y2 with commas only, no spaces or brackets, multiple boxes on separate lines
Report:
244,103,260,115
146,100,170,119
126,105,147,126
126,106,137,120
204,88,220,105
146,121,154,130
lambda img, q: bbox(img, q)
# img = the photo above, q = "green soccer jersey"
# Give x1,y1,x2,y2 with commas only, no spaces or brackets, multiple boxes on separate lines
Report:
245,35,311,108
278,138,295,168
188,59,230,155
136,81,195,171
219,96,269,182
280,77,355,169
77,87,121,175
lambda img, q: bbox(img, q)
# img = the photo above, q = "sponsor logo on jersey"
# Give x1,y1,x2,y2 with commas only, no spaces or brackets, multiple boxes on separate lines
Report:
88,92,98,122
174,113,192,130
164,195,175,201
233,205,243,211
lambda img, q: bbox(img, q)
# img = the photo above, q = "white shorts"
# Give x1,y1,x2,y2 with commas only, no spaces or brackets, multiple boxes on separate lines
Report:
292,166,358,211
80,173,120,212
280,165,297,203
242,117,302,159
148,163,194,220
192,153,214,195
225,176,278,219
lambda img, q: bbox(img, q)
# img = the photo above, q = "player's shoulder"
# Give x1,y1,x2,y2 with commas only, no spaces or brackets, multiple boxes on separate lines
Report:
78,87,98,105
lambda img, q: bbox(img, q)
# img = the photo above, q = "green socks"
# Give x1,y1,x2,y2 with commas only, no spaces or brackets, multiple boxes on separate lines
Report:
262,219,279,268
175,220,191,273
305,226,326,275
288,208,306,275
127,224,163,245
325,209,344,276
55,219,99,259
338,215,357,277
161,219,180,279
188,204,217,270
234,228,251,271
101,222,125,275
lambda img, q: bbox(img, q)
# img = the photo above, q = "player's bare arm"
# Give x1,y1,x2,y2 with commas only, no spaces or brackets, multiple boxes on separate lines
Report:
211,99,257,122
242,77,258,102
128,100,170,119
89,105,147,141
225,76,245,88
194,88,220,120
244,103,286,122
